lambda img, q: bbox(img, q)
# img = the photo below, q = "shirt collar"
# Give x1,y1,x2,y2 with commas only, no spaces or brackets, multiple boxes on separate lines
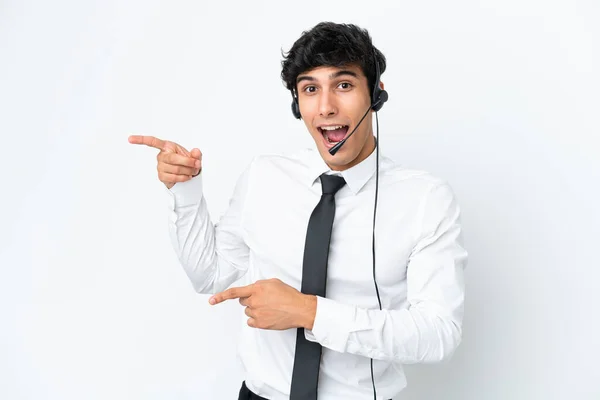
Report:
306,143,378,195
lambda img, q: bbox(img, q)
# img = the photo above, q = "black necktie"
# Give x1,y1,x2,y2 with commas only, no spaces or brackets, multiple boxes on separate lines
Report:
290,173,347,400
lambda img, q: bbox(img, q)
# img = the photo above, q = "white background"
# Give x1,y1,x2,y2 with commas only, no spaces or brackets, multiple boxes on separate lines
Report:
1,0,599,399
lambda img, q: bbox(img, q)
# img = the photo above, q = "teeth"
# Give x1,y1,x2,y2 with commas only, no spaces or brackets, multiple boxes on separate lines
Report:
321,125,344,131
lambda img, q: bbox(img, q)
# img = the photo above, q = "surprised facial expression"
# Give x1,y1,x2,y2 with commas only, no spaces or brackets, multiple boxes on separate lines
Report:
295,64,377,171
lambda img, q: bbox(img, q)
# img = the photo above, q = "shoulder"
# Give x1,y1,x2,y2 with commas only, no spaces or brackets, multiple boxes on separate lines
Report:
376,157,462,224
381,156,454,197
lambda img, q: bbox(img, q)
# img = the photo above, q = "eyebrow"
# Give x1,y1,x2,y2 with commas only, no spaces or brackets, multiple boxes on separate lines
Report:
296,69,359,84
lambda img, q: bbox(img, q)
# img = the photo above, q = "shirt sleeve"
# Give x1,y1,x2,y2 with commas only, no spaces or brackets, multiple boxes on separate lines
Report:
165,162,252,294
304,182,468,363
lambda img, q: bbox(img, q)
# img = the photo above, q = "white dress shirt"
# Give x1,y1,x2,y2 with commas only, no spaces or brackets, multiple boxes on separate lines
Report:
166,145,468,399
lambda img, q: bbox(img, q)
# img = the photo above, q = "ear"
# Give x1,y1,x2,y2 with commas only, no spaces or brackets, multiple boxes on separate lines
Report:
380,81,385,90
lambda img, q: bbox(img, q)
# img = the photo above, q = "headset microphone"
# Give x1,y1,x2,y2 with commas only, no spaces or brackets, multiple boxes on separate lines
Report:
328,88,388,156
328,105,372,155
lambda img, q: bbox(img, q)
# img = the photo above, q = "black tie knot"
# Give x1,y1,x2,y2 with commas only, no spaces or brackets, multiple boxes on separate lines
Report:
320,173,346,195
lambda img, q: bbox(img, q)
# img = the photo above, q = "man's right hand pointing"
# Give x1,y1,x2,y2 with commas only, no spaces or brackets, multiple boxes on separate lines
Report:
128,135,202,189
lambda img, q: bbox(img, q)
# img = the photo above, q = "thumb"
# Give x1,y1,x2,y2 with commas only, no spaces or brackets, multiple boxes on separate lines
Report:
190,148,201,160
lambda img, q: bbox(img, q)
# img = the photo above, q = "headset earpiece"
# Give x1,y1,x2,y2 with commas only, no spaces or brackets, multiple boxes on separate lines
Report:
291,94,301,119
371,49,388,112
371,88,388,112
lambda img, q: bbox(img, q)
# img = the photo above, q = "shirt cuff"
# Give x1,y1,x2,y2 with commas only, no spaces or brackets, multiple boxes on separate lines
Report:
166,174,204,210
304,296,357,353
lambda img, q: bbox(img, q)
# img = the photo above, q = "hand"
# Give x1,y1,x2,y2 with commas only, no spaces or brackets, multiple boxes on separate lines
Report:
209,278,317,331
128,135,202,189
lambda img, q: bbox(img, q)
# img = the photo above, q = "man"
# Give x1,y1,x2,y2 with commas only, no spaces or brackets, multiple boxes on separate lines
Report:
129,22,467,400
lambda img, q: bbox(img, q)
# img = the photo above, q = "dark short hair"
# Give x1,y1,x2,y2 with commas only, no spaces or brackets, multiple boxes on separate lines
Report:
281,22,386,100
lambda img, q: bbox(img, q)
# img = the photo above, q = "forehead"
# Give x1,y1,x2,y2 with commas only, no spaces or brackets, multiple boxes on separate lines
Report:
296,64,366,82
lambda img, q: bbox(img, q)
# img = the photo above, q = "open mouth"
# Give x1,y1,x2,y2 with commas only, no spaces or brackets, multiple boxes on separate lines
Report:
318,125,350,146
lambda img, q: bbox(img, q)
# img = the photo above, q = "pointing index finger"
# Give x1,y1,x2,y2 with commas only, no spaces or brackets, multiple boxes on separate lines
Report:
210,285,253,305
128,135,167,150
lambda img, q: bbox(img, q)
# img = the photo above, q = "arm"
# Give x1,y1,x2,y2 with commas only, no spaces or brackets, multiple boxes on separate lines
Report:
166,163,252,294
304,182,468,363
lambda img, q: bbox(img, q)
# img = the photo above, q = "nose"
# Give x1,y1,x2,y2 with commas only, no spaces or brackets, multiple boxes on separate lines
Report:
318,91,337,117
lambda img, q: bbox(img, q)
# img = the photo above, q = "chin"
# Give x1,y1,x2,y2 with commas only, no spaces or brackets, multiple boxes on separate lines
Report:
318,146,357,169
311,131,364,168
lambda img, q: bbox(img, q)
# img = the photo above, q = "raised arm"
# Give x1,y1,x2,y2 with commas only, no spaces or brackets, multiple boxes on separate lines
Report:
129,135,251,293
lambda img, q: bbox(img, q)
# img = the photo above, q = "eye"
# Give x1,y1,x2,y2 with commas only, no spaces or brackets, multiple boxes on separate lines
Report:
338,82,353,90
303,85,317,93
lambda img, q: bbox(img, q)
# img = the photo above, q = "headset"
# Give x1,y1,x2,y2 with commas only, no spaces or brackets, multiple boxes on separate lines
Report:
291,49,388,400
